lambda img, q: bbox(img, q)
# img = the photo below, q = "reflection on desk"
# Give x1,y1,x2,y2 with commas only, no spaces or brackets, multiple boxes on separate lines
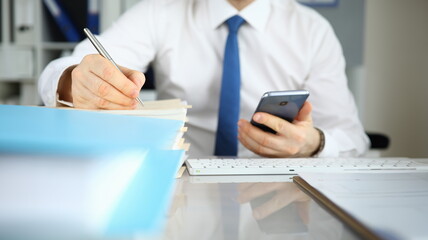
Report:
162,172,361,240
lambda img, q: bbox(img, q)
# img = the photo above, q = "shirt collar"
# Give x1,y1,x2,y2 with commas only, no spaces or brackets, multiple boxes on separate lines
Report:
208,0,271,32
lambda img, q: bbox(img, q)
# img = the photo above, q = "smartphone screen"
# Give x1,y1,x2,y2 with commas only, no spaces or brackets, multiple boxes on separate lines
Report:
251,90,309,134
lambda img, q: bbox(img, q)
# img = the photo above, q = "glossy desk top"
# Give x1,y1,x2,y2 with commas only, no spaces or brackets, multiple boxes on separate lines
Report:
158,172,361,240
0,154,363,240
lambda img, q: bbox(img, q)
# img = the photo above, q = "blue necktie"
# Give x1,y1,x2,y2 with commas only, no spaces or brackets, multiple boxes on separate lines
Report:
214,15,245,156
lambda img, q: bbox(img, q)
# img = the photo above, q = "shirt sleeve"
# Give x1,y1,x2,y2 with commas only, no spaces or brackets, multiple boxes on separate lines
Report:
304,16,370,157
38,0,157,107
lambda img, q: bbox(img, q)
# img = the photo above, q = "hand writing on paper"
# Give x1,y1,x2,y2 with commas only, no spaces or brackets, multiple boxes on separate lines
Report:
57,54,145,110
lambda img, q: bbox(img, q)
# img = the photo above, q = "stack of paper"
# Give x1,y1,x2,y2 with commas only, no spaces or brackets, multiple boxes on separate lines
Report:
59,98,191,151
100,99,191,151
0,102,189,154
0,101,191,238
122,99,189,121
77,99,191,121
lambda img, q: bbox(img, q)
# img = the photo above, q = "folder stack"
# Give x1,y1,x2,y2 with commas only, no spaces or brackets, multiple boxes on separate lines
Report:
0,100,191,238
87,98,192,151
43,0,81,42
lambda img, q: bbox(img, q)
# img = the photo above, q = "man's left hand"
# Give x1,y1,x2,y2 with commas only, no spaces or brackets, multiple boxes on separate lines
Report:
238,101,320,158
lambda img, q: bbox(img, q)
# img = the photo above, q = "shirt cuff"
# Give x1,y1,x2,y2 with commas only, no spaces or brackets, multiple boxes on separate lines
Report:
313,128,340,158
38,56,81,107
56,93,74,107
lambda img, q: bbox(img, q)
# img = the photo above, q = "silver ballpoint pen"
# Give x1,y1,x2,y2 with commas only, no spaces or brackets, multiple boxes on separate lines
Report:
83,28,144,107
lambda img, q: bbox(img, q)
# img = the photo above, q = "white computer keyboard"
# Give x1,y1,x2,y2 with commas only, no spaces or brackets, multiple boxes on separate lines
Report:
185,157,428,175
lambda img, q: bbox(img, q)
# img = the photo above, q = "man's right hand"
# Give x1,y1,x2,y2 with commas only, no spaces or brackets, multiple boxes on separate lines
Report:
57,54,145,109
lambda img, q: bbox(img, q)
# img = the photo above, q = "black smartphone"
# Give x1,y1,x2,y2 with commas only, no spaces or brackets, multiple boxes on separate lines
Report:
250,90,309,134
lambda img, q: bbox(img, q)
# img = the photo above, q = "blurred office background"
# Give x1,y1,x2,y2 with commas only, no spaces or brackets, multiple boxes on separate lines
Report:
0,0,427,157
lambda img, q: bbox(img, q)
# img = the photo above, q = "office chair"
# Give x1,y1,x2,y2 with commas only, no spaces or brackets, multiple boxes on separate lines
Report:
366,132,390,150
142,66,156,90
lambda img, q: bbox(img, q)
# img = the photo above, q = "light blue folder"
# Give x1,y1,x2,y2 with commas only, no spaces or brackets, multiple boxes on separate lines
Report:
0,105,184,155
104,149,184,236
0,148,185,238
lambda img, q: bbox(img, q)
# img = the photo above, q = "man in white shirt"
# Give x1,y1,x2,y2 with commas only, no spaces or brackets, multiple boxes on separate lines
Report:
38,0,369,158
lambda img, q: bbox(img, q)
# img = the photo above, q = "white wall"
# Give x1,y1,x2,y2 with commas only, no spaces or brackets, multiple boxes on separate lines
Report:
364,0,428,157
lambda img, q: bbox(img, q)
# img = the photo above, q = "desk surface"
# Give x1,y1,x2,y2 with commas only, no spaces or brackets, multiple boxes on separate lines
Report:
0,155,367,240
158,172,361,240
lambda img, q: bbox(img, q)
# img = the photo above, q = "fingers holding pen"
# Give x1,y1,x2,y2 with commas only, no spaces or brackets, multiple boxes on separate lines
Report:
83,55,141,98
120,65,146,90
71,76,137,110
71,55,139,109
69,30,144,109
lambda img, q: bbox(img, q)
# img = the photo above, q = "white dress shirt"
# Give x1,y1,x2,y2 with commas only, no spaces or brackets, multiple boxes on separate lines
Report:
38,0,369,157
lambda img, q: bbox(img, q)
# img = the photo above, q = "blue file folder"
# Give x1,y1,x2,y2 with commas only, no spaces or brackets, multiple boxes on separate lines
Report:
43,0,80,42
87,0,100,34
0,105,184,155
0,147,185,238
104,149,184,236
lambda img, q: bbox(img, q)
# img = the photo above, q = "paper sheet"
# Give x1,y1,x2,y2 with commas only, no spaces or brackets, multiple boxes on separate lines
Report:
298,172,428,240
